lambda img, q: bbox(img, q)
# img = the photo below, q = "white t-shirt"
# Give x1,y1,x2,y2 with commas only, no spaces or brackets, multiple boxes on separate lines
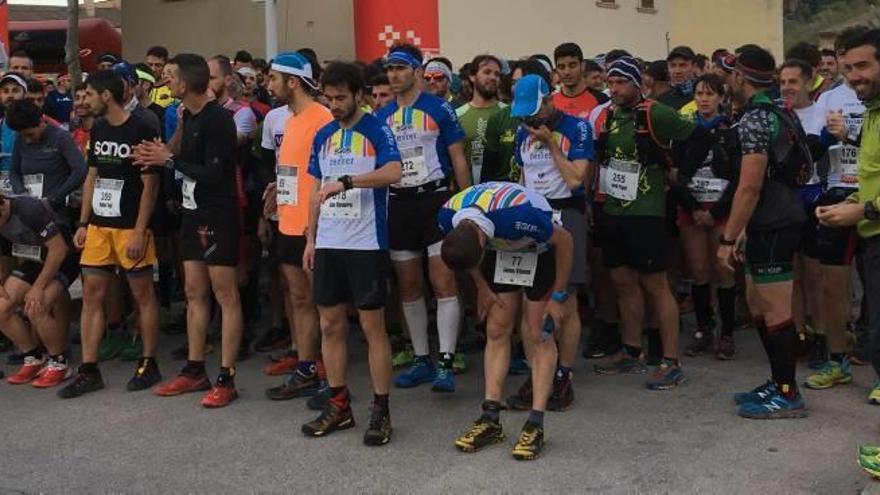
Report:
261,106,293,221
816,83,865,189
795,104,824,186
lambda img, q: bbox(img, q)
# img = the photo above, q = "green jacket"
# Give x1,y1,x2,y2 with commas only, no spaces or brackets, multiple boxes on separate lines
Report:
850,96,880,238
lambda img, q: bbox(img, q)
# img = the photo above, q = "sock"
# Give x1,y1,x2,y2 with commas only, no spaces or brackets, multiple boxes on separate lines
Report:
624,344,642,359
50,353,67,365
23,347,43,359
645,328,662,356
831,352,846,364
755,320,770,358
439,352,454,369
555,365,571,381
436,296,461,355
329,385,350,410
217,366,235,386
717,286,736,337
692,283,712,330
373,393,389,414
527,409,545,427
480,400,502,422
296,360,316,378
79,362,99,374
402,297,429,356
766,319,799,398
182,360,206,377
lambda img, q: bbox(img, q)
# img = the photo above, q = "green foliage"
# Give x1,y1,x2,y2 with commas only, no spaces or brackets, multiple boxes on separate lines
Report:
784,0,880,50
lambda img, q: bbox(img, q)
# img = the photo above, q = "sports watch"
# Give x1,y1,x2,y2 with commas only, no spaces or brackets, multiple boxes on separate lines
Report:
866,201,879,221
551,291,569,303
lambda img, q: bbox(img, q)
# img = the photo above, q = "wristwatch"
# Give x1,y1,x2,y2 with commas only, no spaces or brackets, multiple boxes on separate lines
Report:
338,175,354,191
719,235,736,246
164,155,175,169
866,201,879,221
551,291,569,303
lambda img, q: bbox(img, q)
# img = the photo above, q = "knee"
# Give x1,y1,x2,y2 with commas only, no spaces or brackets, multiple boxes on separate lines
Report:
485,322,512,342
184,283,209,306
429,271,457,299
213,286,240,308
319,313,345,339
0,298,16,320
290,286,313,309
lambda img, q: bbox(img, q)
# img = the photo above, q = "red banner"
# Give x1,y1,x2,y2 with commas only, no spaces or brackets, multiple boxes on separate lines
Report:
353,0,439,62
0,0,8,53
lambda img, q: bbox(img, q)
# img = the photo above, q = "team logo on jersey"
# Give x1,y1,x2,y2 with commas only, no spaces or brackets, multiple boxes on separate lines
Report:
92,141,132,159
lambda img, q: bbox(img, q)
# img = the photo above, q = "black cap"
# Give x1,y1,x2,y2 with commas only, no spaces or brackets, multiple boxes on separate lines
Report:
667,46,695,62
98,53,120,65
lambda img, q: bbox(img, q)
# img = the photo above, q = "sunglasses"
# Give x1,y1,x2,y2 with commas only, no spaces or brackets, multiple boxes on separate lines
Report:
424,74,446,83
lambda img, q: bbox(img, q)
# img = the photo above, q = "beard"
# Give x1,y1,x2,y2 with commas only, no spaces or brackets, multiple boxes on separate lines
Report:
474,80,497,100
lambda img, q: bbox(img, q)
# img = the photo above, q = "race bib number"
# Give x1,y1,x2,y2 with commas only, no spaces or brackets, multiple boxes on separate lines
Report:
689,177,729,203
23,173,44,199
320,177,361,219
181,176,197,210
92,178,124,217
600,158,640,201
493,251,538,287
12,243,41,262
277,166,298,206
829,144,859,185
398,146,429,187
0,171,11,195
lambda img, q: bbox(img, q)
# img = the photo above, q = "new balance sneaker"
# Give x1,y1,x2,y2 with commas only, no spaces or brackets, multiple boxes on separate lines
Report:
547,370,574,411
511,422,544,461
302,402,355,437
594,353,647,375
57,368,105,399
363,404,392,446
254,326,291,352
307,381,330,411
715,335,736,360
32,358,72,388
154,373,211,396
119,336,143,362
684,330,714,357
868,382,880,405
506,376,533,411
646,360,686,390
263,350,299,376
97,331,128,361
127,358,162,391
734,380,777,405
6,355,45,385
392,349,414,369
454,417,504,453
265,371,320,400
737,388,807,419
804,359,852,390
452,353,467,374
202,383,238,408
432,363,455,393
394,358,435,388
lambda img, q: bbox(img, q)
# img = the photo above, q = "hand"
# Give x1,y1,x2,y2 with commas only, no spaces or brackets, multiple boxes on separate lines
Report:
132,138,172,167
263,182,277,217
544,299,566,330
302,241,316,272
476,285,505,322
74,226,87,250
125,230,147,261
317,180,345,204
826,109,847,142
257,217,271,247
526,125,553,145
717,244,736,273
816,202,864,227
23,285,45,316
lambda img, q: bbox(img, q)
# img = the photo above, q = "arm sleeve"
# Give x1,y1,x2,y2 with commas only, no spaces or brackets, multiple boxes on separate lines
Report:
234,108,257,137
674,126,715,213
19,200,60,241
306,136,323,180
373,123,402,166
173,113,235,186
437,101,466,146
48,131,88,205
437,206,454,234
566,119,594,161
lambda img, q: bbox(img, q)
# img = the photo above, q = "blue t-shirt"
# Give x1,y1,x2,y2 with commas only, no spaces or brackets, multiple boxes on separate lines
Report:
374,91,464,188
514,113,593,199
46,90,73,124
308,113,401,250
164,100,181,142
438,181,554,252
1,119,17,172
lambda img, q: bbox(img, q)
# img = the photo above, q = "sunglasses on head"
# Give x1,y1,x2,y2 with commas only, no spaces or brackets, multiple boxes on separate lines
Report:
424,74,446,82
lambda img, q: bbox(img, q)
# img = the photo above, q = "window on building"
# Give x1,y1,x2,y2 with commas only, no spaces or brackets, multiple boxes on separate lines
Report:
596,0,618,8
637,0,656,13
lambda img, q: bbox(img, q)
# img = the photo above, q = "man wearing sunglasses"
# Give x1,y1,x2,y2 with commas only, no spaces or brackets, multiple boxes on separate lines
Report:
423,58,455,102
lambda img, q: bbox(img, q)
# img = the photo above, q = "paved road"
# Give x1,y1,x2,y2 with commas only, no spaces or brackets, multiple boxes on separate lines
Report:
0,322,877,494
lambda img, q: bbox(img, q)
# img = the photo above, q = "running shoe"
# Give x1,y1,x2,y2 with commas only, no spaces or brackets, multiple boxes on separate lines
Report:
737,388,807,419
392,348,414,369
734,380,777,405
508,356,530,375
32,358,72,388
511,422,544,461
453,353,467,374
262,351,298,376
57,368,105,399
506,376,533,411
684,330,714,357
154,373,211,396
119,335,143,362
307,381,330,411
454,417,504,453
859,449,880,478
363,404,392,446
265,371,320,400
804,359,852,390
254,326,291,352
201,383,238,408
432,363,455,393
715,335,736,360
97,331,128,361
646,359,686,390
861,444,880,457
547,370,574,411
302,402,355,437
127,358,162,391
869,382,880,405
6,355,44,385
394,358,435,388
593,353,647,375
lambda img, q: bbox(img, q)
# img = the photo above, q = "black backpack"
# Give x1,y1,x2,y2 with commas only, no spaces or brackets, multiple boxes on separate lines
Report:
745,102,814,187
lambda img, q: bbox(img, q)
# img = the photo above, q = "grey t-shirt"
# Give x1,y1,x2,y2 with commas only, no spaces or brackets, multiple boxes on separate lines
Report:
9,124,86,210
0,196,62,260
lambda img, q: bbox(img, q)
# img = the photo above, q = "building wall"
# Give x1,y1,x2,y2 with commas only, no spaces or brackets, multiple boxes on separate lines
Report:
438,0,670,64
122,0,354,62
667,0,784,60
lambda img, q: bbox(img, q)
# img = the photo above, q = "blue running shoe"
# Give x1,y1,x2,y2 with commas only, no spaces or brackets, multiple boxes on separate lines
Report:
733,380,777,405
646,359,686,390
508,357,530,376
432,364,455,393
394,358,435,388
737,388,807,419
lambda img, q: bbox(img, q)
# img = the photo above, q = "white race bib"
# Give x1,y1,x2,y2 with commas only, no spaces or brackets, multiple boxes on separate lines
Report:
182,176,197,210
600,158,640,201
552,209,563,225
398,146,429,187
689,177,729,203
277,166,298,206
829,144,859,186
23,173,44,199
320,177,362,219
12,243,41,262
92,178,124,217
493,251,538,287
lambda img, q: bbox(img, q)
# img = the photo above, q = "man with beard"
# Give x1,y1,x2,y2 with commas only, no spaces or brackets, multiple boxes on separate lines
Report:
456,55,504,184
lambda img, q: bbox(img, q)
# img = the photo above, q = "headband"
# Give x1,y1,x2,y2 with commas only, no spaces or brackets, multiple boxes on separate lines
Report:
135,69,156,84
385,50,421,69
424,61,452,81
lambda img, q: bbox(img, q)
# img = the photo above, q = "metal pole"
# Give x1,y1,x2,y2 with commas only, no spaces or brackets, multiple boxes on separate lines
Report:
265,0,278,60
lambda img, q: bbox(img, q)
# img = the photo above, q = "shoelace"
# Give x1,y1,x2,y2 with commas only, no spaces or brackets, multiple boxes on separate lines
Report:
368,408,387,430
46,360,68,372
463,421,491,441
517,426,539,446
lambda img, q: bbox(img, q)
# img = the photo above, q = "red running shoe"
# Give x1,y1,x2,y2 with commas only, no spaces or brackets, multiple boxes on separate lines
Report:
263,352,298,376
32,359,72,388
7,356,44,385
154,373,211,396
201,384,238,408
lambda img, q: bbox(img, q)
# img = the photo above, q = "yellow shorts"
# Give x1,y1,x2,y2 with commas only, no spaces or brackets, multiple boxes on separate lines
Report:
80,225,157,272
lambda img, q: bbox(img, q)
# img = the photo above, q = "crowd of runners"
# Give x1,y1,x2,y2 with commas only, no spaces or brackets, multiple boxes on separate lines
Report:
1,26,880,463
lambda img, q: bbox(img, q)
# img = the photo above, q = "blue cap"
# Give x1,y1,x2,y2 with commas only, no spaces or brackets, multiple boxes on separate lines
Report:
112,62,138,86
511,74,550,118
271,52,318,90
